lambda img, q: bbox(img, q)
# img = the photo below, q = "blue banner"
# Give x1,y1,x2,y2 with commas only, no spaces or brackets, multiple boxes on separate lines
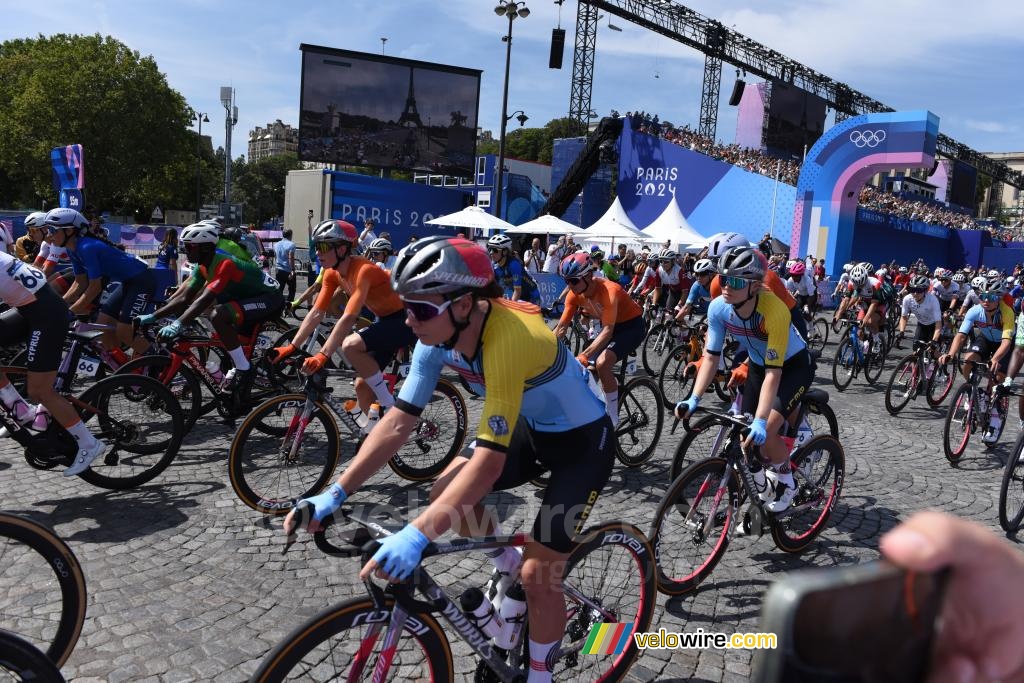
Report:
59,189,84,210
856,208,950,240
51,144,84,192
533,272,566,310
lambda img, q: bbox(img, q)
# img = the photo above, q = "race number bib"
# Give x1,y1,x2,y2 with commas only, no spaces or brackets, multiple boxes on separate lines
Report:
262,272,279,289
78,356,101,377
7,262,46,293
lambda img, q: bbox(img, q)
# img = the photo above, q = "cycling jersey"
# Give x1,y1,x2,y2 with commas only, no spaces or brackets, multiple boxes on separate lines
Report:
846,276,888,304
560,278,642,328
960,287,979,310
893,274,911,289
632,266,660,295
69,237,147,282
834,272,851,292
396,299,606,450
187,249,279,302
0,252,49,307
685,281,712,312
34,241,69,267
710,270,797,310
930,280,960,302
217,238,253,263
706,292,806,368
492,258,537,301
313,256,402,319
785,274,815,298
900,292,941,326
657,264,683,290
959,301,1014,344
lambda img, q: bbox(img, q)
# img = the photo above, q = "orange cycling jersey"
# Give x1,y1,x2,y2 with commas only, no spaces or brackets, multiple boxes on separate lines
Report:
560,278,642,327
313,256,403,318
710,270,796,310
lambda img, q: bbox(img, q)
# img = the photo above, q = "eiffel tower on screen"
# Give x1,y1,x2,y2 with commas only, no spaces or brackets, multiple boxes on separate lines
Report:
397,67,423,128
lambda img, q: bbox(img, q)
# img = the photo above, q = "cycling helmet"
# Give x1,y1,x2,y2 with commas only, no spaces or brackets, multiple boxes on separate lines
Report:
23,211,48,230
850,265,870,286
908,274,930,291
718,246,766,281
659,249,677,261
916,263,930,275
179,222,221,245
843,262,855,273
987,269,1002,279
368,237,392,254
704,232,749,260
788,261,806,277
560,252,596,279
875,267,888,279
933,267,946,278
591,250,605,260
487,234,512,251
43,208,90,234
970,275,987,290
312,219,357,245
692,258,716,275
898,266,908,274
952,272,966,283
858,262,874,274
390,236,494,297
979,276,1004,295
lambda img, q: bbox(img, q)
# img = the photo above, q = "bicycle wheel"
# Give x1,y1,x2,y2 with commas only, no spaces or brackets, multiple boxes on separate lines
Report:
770,435,845,553
668,414,731,481
884,354,919,415
0,513,86,667
640,323,675,376
803,400,839,441
228,393,342,515
831,338,856,391
554,522,657,682
658,343,694,407
649,457,738,596
0,630,66,682
942,385,974,464
116,355,204,430
613,377,663,467
926,359,956,408
806,318,830,354
863,347,887,385
389,379,467,481
249,596,453,682
998,431,1024,532
76,375,185,489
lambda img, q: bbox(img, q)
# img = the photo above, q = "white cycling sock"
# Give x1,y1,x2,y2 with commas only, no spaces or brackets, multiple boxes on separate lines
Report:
366,372,395,408
527,640,557,682
66,420,96,448
605,391,618,423
228,346,250,371
0,382,21,408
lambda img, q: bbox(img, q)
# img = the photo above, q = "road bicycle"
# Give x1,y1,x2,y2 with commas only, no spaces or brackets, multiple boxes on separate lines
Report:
0,512,87,668
831,316,887,390
639,318,688,376
883,340,955,414
3,327,185,489
649,407,845,596
656,322,735,407
249,505,656,682
228,355,468,515
997,416,1024,532
943,364,1010,464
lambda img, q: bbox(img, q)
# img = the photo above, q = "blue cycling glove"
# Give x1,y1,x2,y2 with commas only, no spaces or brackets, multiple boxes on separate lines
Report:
370,524,430,581
135,313,157,327
674,394,700,420
301,482,346,523
157,319,183,340
748,417,768,446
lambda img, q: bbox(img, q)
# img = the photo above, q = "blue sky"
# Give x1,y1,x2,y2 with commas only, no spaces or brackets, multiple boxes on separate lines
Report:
4,0,1022,159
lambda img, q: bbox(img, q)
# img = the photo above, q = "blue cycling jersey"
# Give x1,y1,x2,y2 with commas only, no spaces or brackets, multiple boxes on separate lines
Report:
959,301,1014,344
686,281,712,313
70,237,147,282
492,258,538,302
705,293,807,368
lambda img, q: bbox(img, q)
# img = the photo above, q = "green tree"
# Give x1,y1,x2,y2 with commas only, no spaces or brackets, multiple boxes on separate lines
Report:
0,34,193,216
491,118,590,164
233,153,304,226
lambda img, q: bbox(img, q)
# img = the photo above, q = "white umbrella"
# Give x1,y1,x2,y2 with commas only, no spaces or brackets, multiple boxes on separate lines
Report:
641,195,707,253
504,214,578,236
425,206,514,236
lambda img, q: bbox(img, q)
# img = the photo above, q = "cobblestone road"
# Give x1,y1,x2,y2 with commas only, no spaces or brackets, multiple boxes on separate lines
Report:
1,332,1018,682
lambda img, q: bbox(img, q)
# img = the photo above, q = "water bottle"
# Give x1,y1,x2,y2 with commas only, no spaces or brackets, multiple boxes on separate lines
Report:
205,357,224,383
625,357,637,375
492,584,527,650
459,588,504,639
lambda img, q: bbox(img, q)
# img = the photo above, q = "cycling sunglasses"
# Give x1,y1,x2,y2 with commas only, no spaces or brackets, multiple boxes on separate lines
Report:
908,288,927,294
980,293,1001,303
402,296,465,322
722,275,754,290
314,241,348,253
565,277,585,286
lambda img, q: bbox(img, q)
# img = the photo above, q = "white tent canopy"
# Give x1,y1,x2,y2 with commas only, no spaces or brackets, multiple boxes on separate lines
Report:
424,206,514,235
641,196,707,253
504,214,578,236
577,197,650,251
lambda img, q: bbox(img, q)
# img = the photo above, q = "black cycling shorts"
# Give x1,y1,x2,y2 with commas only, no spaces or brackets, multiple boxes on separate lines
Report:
938,298,952,313
604,315,646,360
100,269,156,323
967,336,1010,374
486,416,614,553
660,285,682,313
223,291,285,336
0,285,69,373
742,349,813,419
913,323,936,344
358,310,418,371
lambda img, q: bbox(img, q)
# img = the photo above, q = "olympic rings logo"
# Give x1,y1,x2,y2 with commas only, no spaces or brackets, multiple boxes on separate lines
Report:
849,130,887,148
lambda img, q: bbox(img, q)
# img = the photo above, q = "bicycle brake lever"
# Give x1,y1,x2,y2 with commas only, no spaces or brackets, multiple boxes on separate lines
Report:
670,416,681,435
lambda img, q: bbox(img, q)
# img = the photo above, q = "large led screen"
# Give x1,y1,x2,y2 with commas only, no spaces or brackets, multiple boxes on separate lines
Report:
299,45,482,177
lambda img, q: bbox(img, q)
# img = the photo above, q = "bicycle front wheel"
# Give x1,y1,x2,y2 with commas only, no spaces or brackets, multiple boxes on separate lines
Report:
649,457,738,596
831,338,855,391
556,522,657,682
76,374,185,489
999,431,1024,532
668,414,731,481
116,355,204,430
926,359,956,408
250,596,453,682
614,377,663,467
658,343,694,407
389,379,467,481
228,393,342,515
942,385,974,464
770,435,845,553
640,323,674,376
884,354,919,415
807,317,830,354
0,513,87,667
0,629,66,682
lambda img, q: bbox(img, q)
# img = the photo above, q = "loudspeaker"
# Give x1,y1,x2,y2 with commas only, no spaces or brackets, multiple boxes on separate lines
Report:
728,79,746,106
549,29,566,69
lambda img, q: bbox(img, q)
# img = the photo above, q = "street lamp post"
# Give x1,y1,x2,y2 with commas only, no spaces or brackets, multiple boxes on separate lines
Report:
193,110,209,221
493,0,529,220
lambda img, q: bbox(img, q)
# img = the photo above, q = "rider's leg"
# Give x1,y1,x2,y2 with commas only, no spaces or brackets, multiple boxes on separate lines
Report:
595,348,618,424
520,541,569,663
342,332,391,412
210,303,248,371
27,371,86,437
96,312,131,365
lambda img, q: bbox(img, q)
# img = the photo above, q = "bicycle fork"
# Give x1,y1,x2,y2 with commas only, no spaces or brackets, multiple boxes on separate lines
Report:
281,399,317,462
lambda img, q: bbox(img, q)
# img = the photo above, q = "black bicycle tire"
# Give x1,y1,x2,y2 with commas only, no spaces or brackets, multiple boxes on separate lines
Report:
926,360,957,408
863,346,886,385
942,384,973,464
884,354,919,415
998,431,1024,532
770,435,845,553
0,513,86,668
116,355,204,431
640,323,673,376
658,342,694,407
248,596,453,683
0,629,66,682
831,338,855,391
668,413,729,481
228,393,342,515
388,379,468,481
614,376,664,467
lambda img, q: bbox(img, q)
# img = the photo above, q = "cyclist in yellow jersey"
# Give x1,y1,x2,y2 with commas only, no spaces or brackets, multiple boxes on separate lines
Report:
284,236,612,682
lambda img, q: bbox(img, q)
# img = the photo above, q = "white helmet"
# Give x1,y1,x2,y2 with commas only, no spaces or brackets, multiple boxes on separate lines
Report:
179,222,221,245
692,258,716,275
843,262,855,273
487,234,512,251
987,269,1001,278
850,264,869,286
23,211,48,229
44,208,90,234
704,232,749,260
970,275,988,290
